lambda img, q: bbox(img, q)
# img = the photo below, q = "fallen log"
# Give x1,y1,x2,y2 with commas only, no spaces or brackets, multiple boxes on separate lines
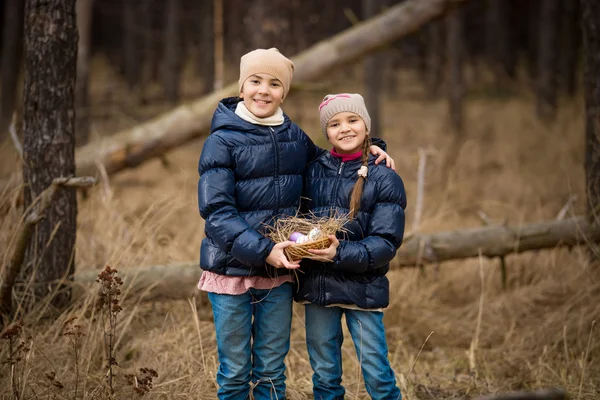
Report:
73,216,599,300
74,0,468,178
397,215,599,265
470,388,565,400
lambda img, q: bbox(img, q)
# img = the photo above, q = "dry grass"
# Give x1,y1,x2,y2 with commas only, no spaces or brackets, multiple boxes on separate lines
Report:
0,63,598,399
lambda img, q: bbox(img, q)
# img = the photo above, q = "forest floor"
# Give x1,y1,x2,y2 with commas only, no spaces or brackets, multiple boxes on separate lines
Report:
0,58,598,399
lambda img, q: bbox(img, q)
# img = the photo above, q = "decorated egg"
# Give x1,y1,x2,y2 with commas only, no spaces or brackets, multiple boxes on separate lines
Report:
307,228,322,241
296,235,310,244
289,232,304,242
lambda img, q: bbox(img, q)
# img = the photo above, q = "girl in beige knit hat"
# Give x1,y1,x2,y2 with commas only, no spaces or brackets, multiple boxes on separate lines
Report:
198,50,394,399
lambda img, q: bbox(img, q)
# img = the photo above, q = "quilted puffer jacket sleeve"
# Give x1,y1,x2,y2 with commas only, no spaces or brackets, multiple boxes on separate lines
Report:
302,127,327,162
332,172,406,274
198,132,275,267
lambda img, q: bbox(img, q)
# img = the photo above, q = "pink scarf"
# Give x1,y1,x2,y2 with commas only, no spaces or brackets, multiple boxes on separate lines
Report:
330,148,363,162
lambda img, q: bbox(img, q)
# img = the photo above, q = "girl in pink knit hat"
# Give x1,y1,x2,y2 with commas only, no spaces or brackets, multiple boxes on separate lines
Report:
295,93,405,400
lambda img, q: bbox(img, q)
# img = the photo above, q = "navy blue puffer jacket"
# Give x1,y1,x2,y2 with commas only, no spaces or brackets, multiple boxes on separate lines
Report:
198,97,322,277
294,151,407,309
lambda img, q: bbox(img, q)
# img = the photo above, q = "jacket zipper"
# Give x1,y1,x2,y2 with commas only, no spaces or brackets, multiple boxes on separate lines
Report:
269,126,280,213
320,159,344,305
329,160,344,210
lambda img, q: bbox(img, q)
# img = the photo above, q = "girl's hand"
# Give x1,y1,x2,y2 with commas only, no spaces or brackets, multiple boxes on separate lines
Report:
266,241,301,269
369,145,396,171
307,235,340,262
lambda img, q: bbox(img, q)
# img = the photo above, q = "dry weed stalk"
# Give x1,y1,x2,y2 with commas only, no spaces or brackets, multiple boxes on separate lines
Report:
62,316,85,399
124,367,158,396
1,321,30,400
44,371,65,398
95,266,123,396
468,250,486,376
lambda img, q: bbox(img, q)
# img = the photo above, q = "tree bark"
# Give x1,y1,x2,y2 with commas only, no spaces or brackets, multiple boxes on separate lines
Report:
582,0,600,233
163,0,183,104
425,21,444,98
138,0,156,104
559,0,580,96
446,6,464,134
0,0,25,137
122,0,140,90
223,0,245,71
471,388,565,400
72,217,600,300
72,0,470,178
22,0,78,310
245,0,292,55
536,0,560,121
75,0,94,145
209,0,219,92
362,0,385,138
486,0,513,85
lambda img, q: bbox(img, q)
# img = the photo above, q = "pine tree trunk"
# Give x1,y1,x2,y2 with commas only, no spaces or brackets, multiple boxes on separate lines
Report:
446,7,464,134
486,0,513,85
559,0,580,96
224,0,245,74
426,21,443,98
122,0,141,90
163,0,183,104
75,0,94,145
536,0,560,121
363,0,384,138
525,0,541,83
582,0,600,231
138,0,156,104
246,0,292,54
0,0,25,136
22,0,78,310
210,0,221,91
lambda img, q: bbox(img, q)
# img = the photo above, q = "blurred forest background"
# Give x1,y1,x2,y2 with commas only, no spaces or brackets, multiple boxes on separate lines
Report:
0,0,598,399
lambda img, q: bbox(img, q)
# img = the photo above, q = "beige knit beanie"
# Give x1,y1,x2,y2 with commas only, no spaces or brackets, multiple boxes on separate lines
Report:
318,93,371,138
238,48,294,99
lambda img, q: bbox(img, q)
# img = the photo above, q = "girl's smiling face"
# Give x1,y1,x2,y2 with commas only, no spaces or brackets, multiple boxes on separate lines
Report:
326,112,368,154
240,73,284,118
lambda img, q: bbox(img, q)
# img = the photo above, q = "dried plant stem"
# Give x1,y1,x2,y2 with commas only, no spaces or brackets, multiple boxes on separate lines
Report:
9,112,23,158
577,320,595,400
355,320,363,399
96,267,123,396
188,298,206,372
468,249,485,375
407,330,434,377
412,148,428,232
556,195,577,221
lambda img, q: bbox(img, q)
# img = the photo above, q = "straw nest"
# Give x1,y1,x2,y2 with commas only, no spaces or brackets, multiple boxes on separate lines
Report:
265,214,349,262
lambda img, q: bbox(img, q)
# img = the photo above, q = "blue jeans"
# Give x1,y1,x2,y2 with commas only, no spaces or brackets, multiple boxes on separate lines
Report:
305,304,401,400
208,283,293,400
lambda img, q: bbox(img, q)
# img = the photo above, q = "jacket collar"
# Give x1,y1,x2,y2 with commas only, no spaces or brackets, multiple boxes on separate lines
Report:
210,97,292,135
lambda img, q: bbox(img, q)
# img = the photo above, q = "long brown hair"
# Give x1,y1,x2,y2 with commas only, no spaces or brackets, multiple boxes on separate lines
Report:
348,136,371,219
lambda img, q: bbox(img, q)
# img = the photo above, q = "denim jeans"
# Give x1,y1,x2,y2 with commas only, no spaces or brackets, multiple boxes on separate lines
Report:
305,304,401,400
208,283,293,400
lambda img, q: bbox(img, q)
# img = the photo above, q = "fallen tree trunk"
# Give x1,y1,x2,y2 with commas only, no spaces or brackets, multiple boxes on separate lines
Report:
471,388,565,400
397,215,599,265
74,0,467,178
73,216,599,300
